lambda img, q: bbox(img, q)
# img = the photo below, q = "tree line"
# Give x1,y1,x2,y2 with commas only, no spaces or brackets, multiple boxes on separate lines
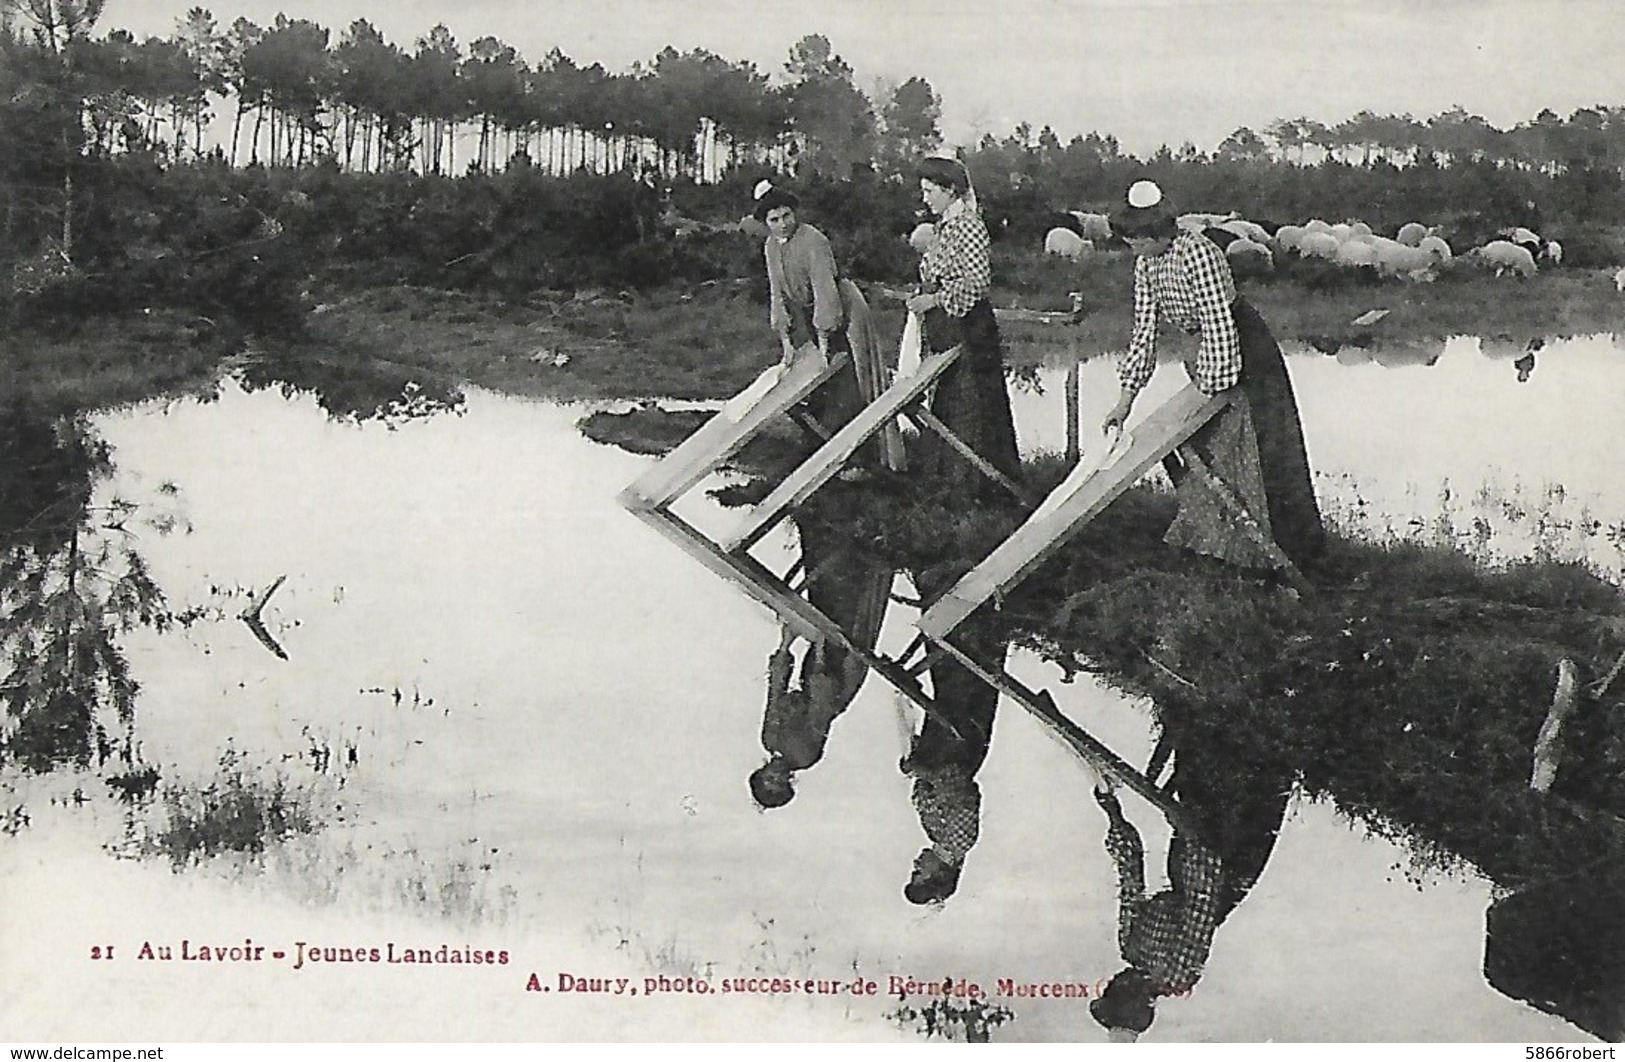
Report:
7,0,1625,183
4,0,1624,337
1,0,943,179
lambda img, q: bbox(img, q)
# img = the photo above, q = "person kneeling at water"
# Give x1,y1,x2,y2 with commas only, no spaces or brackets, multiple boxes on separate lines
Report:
1103,179,1324,571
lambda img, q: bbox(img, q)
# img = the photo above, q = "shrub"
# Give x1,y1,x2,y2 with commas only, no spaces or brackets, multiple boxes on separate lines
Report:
146,747,323,868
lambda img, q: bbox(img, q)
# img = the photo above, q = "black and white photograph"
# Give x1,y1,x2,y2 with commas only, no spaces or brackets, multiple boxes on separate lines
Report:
3,0,1624,1046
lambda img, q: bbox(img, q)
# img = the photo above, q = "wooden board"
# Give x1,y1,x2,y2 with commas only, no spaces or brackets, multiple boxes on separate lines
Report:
722,345,964,552
917,383,1230,640
618,350,850,511
930,637,1195,834
628,506,827,643
628,506,948,725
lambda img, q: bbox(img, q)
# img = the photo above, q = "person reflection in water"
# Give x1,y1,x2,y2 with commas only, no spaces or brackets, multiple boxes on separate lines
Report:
749,520,891,810
900,580,1008,905
1088,739,1291,1041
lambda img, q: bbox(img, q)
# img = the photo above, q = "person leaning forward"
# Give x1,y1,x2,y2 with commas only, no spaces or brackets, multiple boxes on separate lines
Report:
1103,178,1325,571
753,179,894,471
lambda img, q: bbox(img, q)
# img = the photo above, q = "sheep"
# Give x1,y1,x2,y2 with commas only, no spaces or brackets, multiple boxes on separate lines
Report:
1043,226,1090,260
1067,210,1114,242
1335,239,1380,269
1396,222,1429,247
1614,266,1625,293
1329,223,1355,242
1274,224,1306,252
1177,212,1232,234
1349,221,1374,238
1541,240,1563,266
1201,226,1241,251
908,222,937,255
1472,240,1538,278
1217,218,1270,245
1225,237,1274,274
1299,231,1341,260
1418,235,1453,262
1373,242,1435,280
1304,219,1333,234
1501,226,1543,261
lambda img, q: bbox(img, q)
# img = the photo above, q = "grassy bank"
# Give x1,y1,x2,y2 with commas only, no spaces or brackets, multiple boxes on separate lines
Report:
269,255,1625,402
7,248,1622,414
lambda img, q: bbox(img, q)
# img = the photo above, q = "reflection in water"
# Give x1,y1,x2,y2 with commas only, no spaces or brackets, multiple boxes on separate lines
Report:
750,518,890,810
0,403,168,772
901,572,1010,906
1089,730,1291,1041
235,354,465,425
1,358,466,776
1486,865,1625,1041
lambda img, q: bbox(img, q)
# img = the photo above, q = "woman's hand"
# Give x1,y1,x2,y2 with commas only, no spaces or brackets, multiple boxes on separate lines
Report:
905,293,939,315
1102,389,1136,434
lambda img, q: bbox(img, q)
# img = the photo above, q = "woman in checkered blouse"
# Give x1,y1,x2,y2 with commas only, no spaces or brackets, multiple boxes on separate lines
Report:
1103,179,1325,571
904,156,1022,498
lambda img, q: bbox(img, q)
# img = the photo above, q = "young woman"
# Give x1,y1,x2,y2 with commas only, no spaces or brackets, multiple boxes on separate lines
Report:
1105,179,1324,570
904,156,1022,495
753,181,889,467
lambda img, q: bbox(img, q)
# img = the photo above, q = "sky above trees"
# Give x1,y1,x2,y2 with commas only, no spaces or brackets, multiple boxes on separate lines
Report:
95,0,1625,154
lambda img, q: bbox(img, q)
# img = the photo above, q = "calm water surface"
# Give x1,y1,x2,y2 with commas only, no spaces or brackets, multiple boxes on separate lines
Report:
3,334,1622,1041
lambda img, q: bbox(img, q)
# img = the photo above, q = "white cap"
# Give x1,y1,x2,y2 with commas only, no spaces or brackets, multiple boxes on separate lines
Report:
753,179,774,201
1127,179,1163,209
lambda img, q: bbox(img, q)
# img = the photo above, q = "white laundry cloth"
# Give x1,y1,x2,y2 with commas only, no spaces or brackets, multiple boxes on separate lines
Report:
722,344,825,422
1029,425,1134,522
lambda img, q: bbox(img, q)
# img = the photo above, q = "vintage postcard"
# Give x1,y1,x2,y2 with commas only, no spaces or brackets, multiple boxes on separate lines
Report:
3,0,1623,1047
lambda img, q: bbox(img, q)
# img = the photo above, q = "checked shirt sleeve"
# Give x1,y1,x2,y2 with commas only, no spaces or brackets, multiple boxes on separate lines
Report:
922,211,993,317
1097,788,1146,948
1179,237,1242,395
1118,256,1160,394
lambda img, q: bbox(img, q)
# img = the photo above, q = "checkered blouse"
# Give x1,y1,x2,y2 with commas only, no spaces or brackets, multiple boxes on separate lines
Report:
919,199,993,317
1099,789,1224,994
1119,231,1242,397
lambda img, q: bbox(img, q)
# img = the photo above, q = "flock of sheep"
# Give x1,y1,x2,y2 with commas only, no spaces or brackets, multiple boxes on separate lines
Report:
1043,210,1567,283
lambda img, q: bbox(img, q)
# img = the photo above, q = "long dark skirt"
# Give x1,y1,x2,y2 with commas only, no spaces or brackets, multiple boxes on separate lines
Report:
1231,296,1325,567
916,298,1022,496
1170,299,1325,569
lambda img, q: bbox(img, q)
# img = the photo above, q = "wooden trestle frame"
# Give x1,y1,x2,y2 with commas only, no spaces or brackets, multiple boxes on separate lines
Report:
618,298,1298,819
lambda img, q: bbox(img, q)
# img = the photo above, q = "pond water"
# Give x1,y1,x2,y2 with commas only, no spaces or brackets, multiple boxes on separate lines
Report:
2,334,1623,1042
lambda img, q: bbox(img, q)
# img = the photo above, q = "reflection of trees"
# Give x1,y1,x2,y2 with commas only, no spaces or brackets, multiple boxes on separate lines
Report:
234,355,464,424
0,403,172,772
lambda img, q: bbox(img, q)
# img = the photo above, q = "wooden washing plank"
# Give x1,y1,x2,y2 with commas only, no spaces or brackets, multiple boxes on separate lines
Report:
618,350,849,510
930,637,1196,835
628,506,825,643
723,345,964,552
917,383,1230,640
630,507,952,730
